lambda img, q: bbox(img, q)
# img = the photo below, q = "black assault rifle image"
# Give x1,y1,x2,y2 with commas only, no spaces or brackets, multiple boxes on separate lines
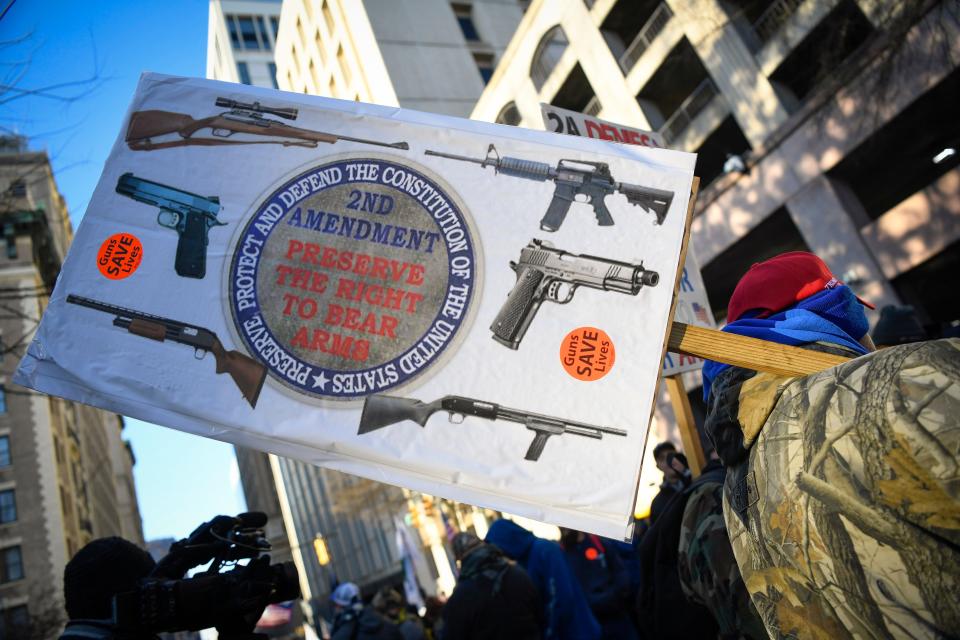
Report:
491,239,659,349
67,295,267,408
358,394,628,461
424,144,673,231
116,173,225,279
126,97,409,151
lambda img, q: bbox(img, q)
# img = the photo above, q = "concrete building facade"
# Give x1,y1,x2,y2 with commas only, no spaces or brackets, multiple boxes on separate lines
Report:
207,0,284,87
0,136,144,637
273,0,525,116
471,0,960,488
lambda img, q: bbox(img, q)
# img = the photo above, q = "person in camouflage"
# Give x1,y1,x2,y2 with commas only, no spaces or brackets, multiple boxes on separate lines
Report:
702,252,960,639
677,452,767,640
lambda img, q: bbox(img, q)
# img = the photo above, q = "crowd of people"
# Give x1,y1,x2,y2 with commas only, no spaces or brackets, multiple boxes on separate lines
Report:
326,252,960,640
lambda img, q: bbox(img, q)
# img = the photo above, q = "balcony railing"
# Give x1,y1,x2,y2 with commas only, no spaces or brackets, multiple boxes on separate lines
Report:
753,0,806,44
584,96,602,117
659,78,720,144
618,3,674,74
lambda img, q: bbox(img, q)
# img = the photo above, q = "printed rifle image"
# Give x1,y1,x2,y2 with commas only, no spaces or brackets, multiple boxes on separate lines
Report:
66,295,267,408
425,144,674,231
359,394,628,461
116,173,225,279
125,97,410,151
491,239,659,349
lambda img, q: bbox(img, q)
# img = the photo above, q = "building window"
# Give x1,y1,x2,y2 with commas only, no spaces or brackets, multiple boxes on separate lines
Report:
0,386,6,413
531,26,569,91
0,490,14,524
322,1,336,34
452,3,480,41
474,52,495,84
227,14,272,51
268,63,279,89
0,605,29,637
337,45,351,87
0,436,9,466
237,62,252,85
495,102,522,126
270,16,280,42
0,546,23,583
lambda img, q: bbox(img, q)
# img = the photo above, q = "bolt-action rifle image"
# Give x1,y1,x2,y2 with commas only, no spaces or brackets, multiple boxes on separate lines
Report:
66,295,267,408
126,97,409,151
491,239,659,349
358,394,628,461
424,144,673,231
116,173,225,279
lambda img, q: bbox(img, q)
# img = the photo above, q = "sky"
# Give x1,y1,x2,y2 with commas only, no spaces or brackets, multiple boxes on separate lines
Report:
2,1,247,540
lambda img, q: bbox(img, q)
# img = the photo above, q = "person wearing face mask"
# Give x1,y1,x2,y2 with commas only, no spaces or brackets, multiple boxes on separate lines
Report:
702,251,960,639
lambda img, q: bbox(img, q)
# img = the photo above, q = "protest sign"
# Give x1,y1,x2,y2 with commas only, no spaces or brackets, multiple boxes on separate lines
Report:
15,73,695,538
661,249,716,376
541,103,666,149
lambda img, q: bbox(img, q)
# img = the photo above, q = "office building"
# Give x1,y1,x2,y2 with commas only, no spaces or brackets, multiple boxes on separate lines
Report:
274,0,525,116
207,0,284,87
0,135,144,636
471,0,960,500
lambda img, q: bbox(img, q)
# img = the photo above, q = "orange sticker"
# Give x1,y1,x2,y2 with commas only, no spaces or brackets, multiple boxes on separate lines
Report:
560,327,615,381
97,233,143,280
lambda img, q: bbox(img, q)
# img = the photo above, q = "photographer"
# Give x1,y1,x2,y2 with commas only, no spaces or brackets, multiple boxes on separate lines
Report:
59,513,299,639
649,443,692,524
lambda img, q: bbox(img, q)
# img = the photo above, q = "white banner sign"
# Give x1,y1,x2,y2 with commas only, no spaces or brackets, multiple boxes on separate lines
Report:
539,105,715,376
16,74,695,538
540,103,666,149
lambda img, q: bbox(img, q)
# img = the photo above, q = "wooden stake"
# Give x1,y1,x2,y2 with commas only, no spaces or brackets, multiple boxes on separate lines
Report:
665,375,706,477
667,322,851,377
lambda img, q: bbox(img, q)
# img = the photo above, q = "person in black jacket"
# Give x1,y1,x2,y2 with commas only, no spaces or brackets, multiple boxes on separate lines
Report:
559,529,638,640
330,582,403,640
648,442,691,524
441,532,541,640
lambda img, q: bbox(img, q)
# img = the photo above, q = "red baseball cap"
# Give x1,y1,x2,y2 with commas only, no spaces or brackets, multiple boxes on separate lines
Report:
726,251,875,322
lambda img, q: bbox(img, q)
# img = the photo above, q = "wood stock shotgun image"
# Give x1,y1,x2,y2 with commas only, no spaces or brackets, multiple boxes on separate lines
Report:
66,295,266,408
126,97,410,151
358,394,628,461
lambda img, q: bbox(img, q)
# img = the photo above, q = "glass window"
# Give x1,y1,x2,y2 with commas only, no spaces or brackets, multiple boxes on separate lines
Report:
0,490,14,524
530,25,569,91
227,15,242,49
268,63,279,89
237,62,252,85
452,3,480,41
0,546,23,583
256,16,271,49
474,52,494,85
0,387,6,413
0,436,8,467
238,16,259,49
270,16,280,41
495,102,522,126
0,605,30,637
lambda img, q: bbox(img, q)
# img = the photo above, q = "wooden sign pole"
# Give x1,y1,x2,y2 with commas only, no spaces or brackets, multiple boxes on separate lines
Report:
665,375,706,477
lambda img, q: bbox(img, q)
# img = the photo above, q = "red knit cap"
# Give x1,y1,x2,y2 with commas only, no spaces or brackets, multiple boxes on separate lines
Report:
726,251,875,322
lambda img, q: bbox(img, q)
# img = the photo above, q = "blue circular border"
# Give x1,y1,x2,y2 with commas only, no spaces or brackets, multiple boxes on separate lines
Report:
228,158,477,400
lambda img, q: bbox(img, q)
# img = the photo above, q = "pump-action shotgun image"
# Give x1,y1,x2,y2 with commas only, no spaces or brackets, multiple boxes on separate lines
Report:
425,144,673,231
358,394,628,461
66,294,266,408
126,97,409,151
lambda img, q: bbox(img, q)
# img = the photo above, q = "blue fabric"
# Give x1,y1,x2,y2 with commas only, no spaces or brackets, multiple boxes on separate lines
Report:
486,519,601,640
702,286,869,402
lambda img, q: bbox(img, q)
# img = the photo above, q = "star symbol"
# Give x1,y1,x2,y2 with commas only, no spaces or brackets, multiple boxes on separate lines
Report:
312,371,330,390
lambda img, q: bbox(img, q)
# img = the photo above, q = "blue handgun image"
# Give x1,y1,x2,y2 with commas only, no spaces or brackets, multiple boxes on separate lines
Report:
116,173,225,279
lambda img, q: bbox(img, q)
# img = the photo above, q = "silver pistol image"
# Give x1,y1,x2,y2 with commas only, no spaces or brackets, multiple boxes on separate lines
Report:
491,239,659,349
358,394,628,462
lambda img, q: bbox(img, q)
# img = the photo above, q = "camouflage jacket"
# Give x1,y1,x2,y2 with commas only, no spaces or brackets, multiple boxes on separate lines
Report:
704,339,960,639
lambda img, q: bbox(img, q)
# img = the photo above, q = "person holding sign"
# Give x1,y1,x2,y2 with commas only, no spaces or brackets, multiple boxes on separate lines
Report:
702,252,960,639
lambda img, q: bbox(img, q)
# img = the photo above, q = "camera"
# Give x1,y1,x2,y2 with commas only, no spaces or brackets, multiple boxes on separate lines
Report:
112,512,300,638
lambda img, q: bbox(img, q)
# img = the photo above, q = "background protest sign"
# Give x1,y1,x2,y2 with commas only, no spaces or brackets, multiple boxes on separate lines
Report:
15,73,695,538
541,103,666,149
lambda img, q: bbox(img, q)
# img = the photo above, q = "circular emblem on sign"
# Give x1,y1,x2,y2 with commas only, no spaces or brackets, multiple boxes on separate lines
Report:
227,156,479,401
97,232,143,280
560,327,615,381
